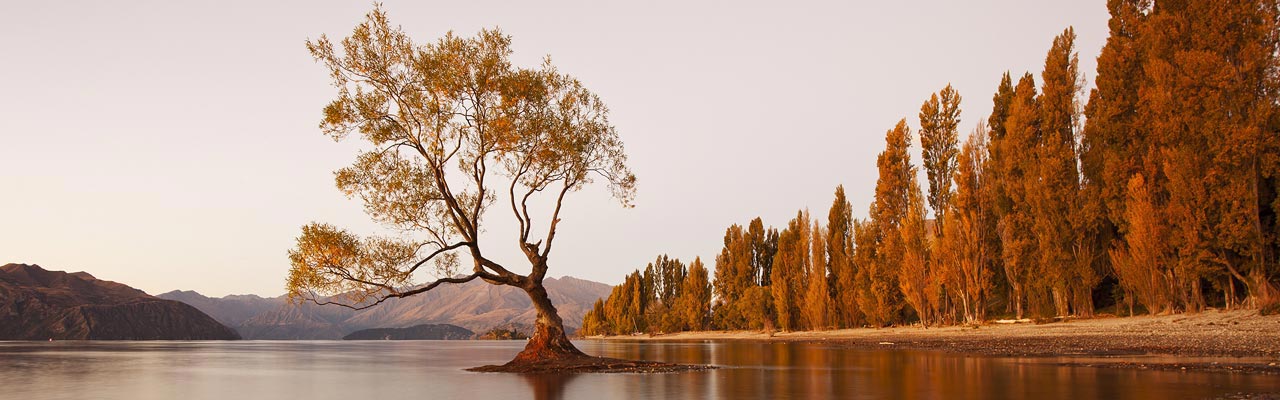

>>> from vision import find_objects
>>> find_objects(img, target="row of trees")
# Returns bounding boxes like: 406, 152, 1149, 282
584, 0, 1280, 334
580, 255, 712, 335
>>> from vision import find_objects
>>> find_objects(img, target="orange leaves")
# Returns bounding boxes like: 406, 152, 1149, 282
919, 84, 963, 231
1109, 174, 1174, 314
286, 223, 431, 306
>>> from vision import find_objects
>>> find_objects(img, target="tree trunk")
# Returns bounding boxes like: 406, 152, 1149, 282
468, 276, 706, 373
1012, 282, 1024, 320
507, 283, 587, 365
1052, 287, 1069, 317
1189, 279, 1204, 312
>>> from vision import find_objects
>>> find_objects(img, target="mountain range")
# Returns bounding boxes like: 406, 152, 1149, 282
158, 276, 611, 340
0, 264, 239, 340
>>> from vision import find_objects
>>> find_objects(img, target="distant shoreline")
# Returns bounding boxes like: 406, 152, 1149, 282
587, 309, 1280, 375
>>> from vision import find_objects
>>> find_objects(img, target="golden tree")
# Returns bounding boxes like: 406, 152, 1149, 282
675, 257, 712, 331
712, 223, 754, 329
992, 73, 1039, 319
1108, 174, 1174, 314
1143, 0, 1280, 309
898, 177, 934, 326
940, 126, 996, 324
1029, 27, 1097, 317
857, 119, 914, 326
771, 210, 811, 331
803, 220, 833, 330
919, 84, 962, 233
287, 7, 636, 368
827, 185, 860, 327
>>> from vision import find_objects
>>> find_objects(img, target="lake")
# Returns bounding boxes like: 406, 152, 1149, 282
1, 340, 1276, 399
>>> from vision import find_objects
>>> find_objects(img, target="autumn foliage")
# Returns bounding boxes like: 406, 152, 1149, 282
585, 1, 1280, 333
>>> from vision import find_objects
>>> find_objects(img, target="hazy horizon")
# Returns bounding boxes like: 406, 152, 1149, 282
1, 1, 1108, 297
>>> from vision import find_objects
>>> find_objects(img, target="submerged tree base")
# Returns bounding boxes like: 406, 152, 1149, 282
466, 355, 715, 374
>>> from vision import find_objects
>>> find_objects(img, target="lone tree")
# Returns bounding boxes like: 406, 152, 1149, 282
287, 7, 660, 371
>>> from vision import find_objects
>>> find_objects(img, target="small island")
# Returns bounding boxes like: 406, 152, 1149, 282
342, 324, 474, 340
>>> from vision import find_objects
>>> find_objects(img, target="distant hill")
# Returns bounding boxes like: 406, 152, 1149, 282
342, 323, 473, 340
159, 276, 610, 340
0, 264, 240, 340
156, 290, 279, 327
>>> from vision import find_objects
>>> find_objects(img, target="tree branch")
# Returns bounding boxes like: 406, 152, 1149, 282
405, 241, 471, 276
540, 179, 575, 260
301, 272, 483, 311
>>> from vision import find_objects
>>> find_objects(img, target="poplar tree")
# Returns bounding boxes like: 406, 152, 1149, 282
993, 73, 1040, 319
1082, 0, 1152, 232
1108, 174, 1174, 314
580, 299, 609, 336
984, 73, 1015, 317
826, 185, 859, 327
771, 210, 811, 331
712, 224, 754, 328
898, 177, 934, 326
749, 218, 780, 286
1030, 27, 1096, 317
675, 257, 712, 331
919, 84, 963, 232
941, 126, 996, 323
804, 220, 833, 330
851, 217, 879, 326
858, 119, 914, 326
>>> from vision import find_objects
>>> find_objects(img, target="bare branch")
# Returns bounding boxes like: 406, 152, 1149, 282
405, 241, 471, 276
301, 272, 483, 311
540, 179, 576, 261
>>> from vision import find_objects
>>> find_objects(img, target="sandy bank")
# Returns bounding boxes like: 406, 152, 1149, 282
589, 309, 1280, 374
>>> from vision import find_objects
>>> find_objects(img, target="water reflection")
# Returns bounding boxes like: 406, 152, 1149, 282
521, 372, 577, 400
576, 340, 1279, 399
0, 340, 1276, 400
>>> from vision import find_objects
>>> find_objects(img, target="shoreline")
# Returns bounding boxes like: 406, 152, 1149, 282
588, 309, 1280, 375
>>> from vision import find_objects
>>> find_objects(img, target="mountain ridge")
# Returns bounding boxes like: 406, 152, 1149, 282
0, 263, 240, 340
158, 275, 610, 340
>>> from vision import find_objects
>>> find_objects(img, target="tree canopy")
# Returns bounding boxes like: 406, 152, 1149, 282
285, 6, 638, 368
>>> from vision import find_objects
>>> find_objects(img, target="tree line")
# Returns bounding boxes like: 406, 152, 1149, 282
582, 0, 1280, 335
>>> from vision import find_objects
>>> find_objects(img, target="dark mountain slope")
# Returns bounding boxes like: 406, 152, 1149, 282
0, 264, 239, 340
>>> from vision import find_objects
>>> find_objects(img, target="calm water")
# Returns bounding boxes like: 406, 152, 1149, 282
1, 340, 1277, 400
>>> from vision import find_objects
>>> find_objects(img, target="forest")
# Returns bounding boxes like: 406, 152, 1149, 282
581, 0, 1280, 335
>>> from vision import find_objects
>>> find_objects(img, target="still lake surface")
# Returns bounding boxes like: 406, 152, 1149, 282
1, 340, 1277, 399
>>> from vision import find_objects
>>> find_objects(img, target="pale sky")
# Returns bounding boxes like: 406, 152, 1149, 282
0, 1, 1108, 297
